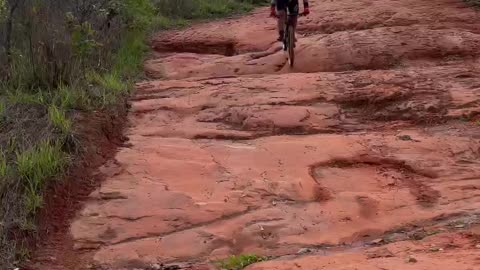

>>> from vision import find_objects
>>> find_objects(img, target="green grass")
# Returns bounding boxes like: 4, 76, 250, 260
15, 246, 32, 261
0, 152, 8, 178
87, 71, 127, 93
1, 0, 267, 111
154, 15, 189, 29
16, 141, 68, 214
113, 30, 150, 77
53, 84, 91, 110
156, 0, 265, 20
217, 254, 268, 270
86, 71, 128, 107
6, 137, 17, 154
5, 84, 91, 110
0, 100, 5, 116
84, 29, 149, 107
6, 89, 48, 105
191, 0, 254, 18
48, 105, 72, 134
3, 50, 37, 90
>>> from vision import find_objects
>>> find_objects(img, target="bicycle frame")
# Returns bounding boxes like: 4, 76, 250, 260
281, 12, 304, 67
281, 11, 305, 46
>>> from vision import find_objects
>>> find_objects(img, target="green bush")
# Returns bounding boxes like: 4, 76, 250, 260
0, 0, 156, 92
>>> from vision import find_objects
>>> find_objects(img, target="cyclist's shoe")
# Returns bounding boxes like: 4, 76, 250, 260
303, 7, 310, 16
278, 31, 284, 42
270, 5, 277, 17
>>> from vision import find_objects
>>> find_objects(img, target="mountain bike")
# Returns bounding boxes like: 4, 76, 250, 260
281, 12, 305, 67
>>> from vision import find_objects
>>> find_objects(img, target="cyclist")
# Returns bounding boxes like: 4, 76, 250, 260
270, 0, 310, 42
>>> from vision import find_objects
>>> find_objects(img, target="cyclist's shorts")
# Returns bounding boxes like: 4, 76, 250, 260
277, 0, 299, 13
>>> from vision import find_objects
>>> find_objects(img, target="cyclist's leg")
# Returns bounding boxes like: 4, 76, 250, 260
276, 0, 288, 41
277, 10, 286, 41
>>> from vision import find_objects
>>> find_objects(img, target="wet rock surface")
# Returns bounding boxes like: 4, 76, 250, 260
70, 0, 480, 269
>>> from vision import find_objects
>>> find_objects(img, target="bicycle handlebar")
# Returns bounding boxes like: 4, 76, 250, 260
271, 12, 307, 18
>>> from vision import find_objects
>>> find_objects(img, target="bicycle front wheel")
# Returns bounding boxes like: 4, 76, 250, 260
287, 24, 295, 67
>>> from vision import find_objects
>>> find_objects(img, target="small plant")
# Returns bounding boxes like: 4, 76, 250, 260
101, 73, 128, 93
24, 192, 44, 216
217, 254, 268, 270
6, 137, 17, 154
16, 246, 32, 261
53, 85, 91, 109
48, 104, 72, 134
16, 141, 68, 214
87, 71, 127, 93
20, 218, 37, 232
57, 85, 75, 108
68, 19, 102, 60
86, 71, 129, 107
0, 152, 8, 177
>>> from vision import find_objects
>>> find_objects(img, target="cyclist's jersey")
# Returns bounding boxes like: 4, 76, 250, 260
271, 0, 309, 9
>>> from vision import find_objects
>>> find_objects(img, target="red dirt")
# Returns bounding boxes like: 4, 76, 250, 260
25, 102, 129, 270
31, 0, 480, 269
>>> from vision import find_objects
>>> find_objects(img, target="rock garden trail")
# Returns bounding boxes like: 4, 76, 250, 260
43, 0, 480, 269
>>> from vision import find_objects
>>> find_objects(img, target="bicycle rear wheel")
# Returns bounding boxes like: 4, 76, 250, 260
287, 24, 295, 67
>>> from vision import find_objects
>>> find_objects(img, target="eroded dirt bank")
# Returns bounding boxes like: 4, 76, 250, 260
37, 0, 480, 269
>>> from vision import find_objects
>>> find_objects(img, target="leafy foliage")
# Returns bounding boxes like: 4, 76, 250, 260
217, 254, 268, 270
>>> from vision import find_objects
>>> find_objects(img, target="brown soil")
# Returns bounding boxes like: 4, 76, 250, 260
30, 0, 480, 269
24, 101, 129, 270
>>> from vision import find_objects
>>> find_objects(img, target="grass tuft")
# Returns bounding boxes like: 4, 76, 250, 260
0, 100, 5, 116
87, 71, 127, 93
16, 141, 68, 214
217, 254, 268, 270
6, 90, 48, 105
113, 30, 149, 77
0, 152, 8, 178
54, 84, 90, 110
48, 105, 72, 134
